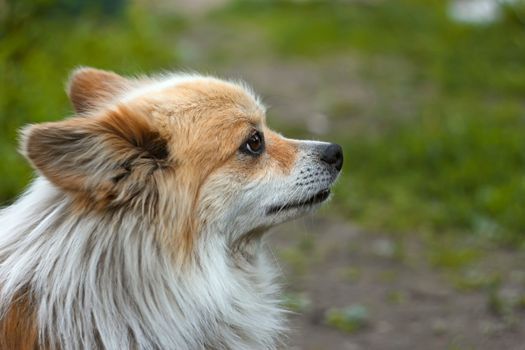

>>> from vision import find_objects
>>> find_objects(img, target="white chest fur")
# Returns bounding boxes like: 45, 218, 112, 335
0, 179, 285, 350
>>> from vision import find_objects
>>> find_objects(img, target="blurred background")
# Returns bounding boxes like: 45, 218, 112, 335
2, 0, 525, 348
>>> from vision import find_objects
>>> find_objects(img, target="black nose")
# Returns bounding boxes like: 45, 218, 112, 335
320, 143, 343, 171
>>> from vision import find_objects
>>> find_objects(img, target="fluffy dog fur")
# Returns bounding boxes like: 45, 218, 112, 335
0, 68, 342, 350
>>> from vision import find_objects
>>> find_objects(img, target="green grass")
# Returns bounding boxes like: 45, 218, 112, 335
215, 0, 525, 242
325, 304, 370, 333
338, 106, 525, 241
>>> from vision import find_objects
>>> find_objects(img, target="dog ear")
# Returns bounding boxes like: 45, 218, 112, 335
21, 106, 169, 205
67, 67, 132, 114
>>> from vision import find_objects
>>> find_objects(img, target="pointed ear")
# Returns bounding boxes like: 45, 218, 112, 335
21, 107, 170, 205
67, 67, 132, 114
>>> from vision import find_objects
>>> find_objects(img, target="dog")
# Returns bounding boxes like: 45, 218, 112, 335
0, 68, 343, 350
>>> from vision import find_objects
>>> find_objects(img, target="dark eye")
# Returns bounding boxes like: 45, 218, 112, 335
241, 130, 264, 156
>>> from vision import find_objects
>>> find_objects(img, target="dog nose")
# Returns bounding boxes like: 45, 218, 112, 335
320, 143, 343, 171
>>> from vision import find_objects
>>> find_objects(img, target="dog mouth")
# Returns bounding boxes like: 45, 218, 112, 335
266, 189, 331, 215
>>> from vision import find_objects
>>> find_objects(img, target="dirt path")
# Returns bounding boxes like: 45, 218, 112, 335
270, 217, 525, 350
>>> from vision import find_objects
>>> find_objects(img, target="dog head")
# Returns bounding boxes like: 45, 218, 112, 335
21, 68, 343, 253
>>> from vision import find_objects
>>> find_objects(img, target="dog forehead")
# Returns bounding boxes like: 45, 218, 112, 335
125, 75, 265, 124
180, 81, 264, 122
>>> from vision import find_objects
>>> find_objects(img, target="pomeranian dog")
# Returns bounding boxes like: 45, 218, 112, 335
0, 68, 343, 350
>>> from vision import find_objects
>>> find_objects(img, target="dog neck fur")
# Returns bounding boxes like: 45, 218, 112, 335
0, 177, 285, 349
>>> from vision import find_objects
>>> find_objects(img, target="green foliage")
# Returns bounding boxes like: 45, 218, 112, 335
336, 102, 525, 241
429, 244, 481, 270
386, 290, 407, 305
337, 267, 361, 283
453, 270, 501, 292
0, 4, 182, 204
325, 304, 369, 333
281, 292, 312, 313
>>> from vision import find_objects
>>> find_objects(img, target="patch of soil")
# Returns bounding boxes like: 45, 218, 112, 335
269, 216, 525, 350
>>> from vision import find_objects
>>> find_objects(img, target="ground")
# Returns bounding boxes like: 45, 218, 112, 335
271, 217, 525, 349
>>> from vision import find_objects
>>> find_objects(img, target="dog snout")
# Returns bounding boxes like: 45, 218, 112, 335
320, 143, 343, 172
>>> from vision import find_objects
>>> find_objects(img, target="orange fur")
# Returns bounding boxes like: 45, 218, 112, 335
23, 105, 169, 211
0, 289, 39, 350
265, 131, 298, 174
68, 67, 131, 114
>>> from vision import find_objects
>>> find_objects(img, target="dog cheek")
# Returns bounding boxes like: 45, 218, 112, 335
197, 173, 240, 222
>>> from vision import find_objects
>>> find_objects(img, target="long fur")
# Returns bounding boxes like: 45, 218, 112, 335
0, 68, 341, 349
0, 178, 284, 350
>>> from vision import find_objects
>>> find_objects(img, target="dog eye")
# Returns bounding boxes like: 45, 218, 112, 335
241, 130, 264, 156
